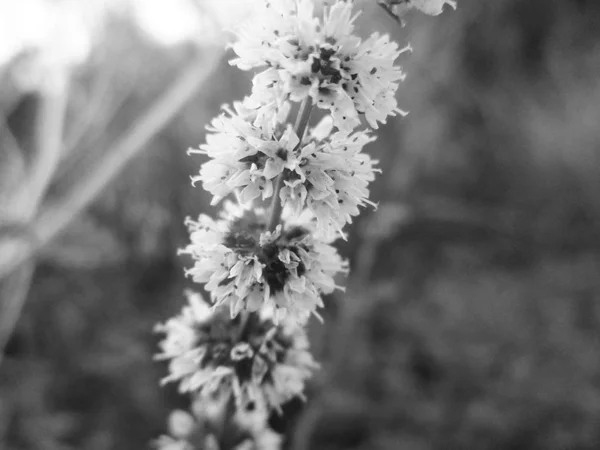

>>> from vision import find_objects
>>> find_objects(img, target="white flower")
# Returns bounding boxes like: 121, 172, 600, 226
155, 292, 235, 393
231, 0, 410, 131
153, 408, 219, 450
155, 406, 280, 450
180, 203, 348, 322
168, 410, 197, 439
236, 428, 282, 450
155, 291, 319, 412
190, 97, 295, 206
280, 117, 378, 238
196, 104, 378, 237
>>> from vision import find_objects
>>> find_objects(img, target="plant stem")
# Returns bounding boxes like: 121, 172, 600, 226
266, 97, 313, 231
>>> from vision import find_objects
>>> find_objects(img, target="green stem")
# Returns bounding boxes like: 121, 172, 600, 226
266, 97, 313, 232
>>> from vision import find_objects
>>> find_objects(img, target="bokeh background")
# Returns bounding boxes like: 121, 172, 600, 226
2, 0, 600, 449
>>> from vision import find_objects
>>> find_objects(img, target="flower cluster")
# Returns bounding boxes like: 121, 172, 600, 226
155, 0, 456, 447
180, 203, 348, 322
192, 98, 378, 238
231, 0, 411, 131
155, 291, 318, 411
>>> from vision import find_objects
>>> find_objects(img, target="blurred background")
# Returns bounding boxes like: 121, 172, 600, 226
1, 0, 600, 449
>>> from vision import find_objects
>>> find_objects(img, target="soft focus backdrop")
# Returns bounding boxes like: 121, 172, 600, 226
1, 0, 600, 449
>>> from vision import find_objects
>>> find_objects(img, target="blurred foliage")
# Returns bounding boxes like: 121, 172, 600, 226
2, 0, 600, 449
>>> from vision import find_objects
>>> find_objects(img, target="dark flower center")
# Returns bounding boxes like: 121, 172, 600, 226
303, 40, 347, 89
195, 311, 297, 385
224, 215, 311, 293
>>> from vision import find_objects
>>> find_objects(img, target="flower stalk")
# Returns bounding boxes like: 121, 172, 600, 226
267, 97, 313, 232
153, 1, 456, 448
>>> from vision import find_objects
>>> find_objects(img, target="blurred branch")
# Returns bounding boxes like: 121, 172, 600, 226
0, 47, 224, 282
0, 118, 25, 192
0, 71, 23, 120
56, 46, 142, 185
61, 60, 117, 158
55, 74, 135, 186
0, 73, 71, 366
27, 76, 72, 209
